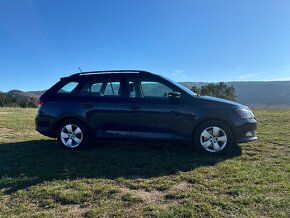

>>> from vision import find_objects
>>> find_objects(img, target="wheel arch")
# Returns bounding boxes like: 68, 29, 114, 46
192, 117, 235, 141
52, 115, 94, 137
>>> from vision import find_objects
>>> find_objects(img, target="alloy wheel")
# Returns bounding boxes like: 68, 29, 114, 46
200, 126, 227, 152
60, 124, 83, 148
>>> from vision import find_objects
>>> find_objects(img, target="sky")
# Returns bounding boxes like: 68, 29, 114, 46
0, 0, 290, 92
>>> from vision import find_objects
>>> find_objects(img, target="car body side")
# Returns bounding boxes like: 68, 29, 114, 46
36, 73, 257, 144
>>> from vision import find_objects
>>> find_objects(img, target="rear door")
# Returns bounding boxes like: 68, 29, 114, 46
77, 75, 130, 137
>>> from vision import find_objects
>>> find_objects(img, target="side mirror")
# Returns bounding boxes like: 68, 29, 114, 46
168, 91, 181, 101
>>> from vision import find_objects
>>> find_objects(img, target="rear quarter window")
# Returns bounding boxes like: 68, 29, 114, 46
57, 82, 79, 94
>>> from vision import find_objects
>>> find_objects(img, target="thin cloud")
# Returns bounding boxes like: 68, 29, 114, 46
102, 45, 110, 51
269, 76, 290, 81
237, 72, 265, 80
172, 69, 187, 81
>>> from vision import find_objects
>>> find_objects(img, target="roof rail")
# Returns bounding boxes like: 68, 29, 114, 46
68, 70, 153, 78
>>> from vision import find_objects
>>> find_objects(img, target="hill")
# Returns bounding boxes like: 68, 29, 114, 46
0, 92, 39, 108
180, 81, 290, 107
7, 90, 45, 99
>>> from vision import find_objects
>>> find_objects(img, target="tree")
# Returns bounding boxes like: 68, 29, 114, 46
191, 82, 236, 101
0, 93, 4, 107
190, 86, 200, 95
0, 93, 38, 108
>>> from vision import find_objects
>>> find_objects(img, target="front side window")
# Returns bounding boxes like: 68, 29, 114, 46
141, 81, 172, 98
57, 81, 79, 93
79, 78, 121, 97
128, 78, 173, 99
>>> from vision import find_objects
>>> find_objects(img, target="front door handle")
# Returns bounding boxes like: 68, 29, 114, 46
128, 105, 140, 110
81, 104, 93, 109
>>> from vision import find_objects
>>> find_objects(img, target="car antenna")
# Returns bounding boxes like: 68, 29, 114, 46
78, 67, 83, 73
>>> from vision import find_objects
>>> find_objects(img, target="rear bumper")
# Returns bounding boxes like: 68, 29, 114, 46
35, 113, 56, 138
36, 128, 56, 138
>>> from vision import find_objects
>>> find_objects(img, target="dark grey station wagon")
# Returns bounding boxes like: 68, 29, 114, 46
36, 70, 257, 154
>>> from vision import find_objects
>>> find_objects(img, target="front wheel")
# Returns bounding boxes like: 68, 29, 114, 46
57, 119, 88, 150
194, 121, 233, 154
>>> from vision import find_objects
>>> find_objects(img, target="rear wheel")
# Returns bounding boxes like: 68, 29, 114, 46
57, 120, 88, 150
194, 120, 233, 154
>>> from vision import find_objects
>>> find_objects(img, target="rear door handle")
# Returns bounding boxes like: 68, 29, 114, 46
81, 104, 93, 109
128, 105, 140, 110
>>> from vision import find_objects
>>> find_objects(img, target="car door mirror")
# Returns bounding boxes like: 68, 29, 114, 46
168, 91, 181, 101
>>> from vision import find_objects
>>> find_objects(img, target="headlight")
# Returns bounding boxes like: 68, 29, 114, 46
237, 108, 254, 119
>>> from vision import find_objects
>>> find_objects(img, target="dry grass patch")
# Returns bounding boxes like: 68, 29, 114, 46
0, 128, 15, 138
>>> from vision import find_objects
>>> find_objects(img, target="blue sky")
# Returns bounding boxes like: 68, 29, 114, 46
0, 0, 290, 91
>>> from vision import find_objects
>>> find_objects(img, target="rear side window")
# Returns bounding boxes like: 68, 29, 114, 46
79, 78, 121, 97
57, 82, 79, 93
104, 82, 120, 96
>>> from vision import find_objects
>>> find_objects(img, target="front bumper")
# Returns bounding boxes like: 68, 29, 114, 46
234, 120, 258, 143
236, 135, 258, 143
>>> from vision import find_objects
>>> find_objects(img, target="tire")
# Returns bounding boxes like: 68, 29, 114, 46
193, 120, 233, 154
57, 119, 89, 150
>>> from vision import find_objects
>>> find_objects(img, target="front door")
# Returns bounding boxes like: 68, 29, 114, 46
124, 75, 188, 140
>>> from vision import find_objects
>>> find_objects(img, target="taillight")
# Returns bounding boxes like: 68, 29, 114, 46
38, 101, 45, 110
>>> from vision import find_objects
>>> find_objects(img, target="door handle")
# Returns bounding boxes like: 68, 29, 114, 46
128, 105, 140, 110
81, 104, 93, 109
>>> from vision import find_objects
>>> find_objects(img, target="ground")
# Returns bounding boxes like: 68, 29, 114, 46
0, 108, 289, 217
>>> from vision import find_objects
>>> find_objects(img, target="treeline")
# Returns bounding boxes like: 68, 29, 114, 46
191, 82, 236, 101
0, 93, 38, 108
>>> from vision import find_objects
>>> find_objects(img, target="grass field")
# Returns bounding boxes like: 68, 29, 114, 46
0, 108, 289, 217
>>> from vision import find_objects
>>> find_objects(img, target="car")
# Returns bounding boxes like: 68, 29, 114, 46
35, 70, 257, 154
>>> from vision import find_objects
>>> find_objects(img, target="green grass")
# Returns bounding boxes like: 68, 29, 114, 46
0, 108, 289, 217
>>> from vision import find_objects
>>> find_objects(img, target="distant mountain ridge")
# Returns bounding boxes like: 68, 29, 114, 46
7, 90, 46, 99
2, 81, 290, 107
180, 81, 290, 107
0, 91, 40, 108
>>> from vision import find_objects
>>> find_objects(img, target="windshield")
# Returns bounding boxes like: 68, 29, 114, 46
160, 75, 197, 96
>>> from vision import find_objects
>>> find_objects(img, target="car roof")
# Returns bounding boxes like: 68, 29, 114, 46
64, 70, 154, 80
